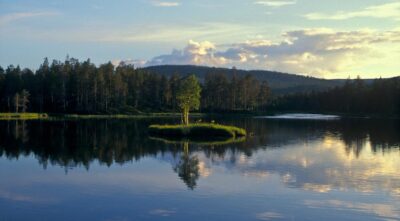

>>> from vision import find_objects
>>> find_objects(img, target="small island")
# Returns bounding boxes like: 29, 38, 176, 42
149, 123, 246, 139
148, 75, 246, 139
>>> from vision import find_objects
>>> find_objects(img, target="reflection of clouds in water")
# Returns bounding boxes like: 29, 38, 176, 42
149, 209, 176, 217
0, 190, 34, 202
194, 134, 400, 196
302, 183, 332, 193
304, 200, 400, 221
243, 171, 269, 178
256, 211, 284, 220
260, 114, 340, 120
198, 161, 212, 177
0, 189, 56, 203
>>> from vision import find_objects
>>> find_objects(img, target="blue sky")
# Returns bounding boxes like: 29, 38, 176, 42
0, 0, 399, 78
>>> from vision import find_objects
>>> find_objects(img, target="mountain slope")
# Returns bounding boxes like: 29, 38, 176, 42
142, 65, 344, 94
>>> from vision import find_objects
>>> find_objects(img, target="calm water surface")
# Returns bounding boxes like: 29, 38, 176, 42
0, 117, 399, 221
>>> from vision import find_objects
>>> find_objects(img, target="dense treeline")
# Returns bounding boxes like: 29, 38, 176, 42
269, 77, 400, 116
0, 58, 270, 114
1, 58, 399, 116
144, 65, 342, 94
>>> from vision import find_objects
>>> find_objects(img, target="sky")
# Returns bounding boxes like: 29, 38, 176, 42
0, 0, 399, 79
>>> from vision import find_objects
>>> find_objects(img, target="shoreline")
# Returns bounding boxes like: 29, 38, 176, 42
0, 112, 398, 120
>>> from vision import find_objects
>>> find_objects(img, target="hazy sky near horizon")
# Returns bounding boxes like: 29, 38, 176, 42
0, 0, 399, 78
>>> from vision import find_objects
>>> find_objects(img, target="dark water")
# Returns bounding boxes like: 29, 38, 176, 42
0, 117, 399, 221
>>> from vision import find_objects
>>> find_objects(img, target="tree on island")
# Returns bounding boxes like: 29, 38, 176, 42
176, 75, 201, 125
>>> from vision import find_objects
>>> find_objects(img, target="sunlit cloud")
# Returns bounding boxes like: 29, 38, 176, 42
145, 28, 400, 78
147, 40, 221, 66
254, 0, 296, 7
151, 1, 180, 7
304, 2, 400, 21
1, 0, 399, 77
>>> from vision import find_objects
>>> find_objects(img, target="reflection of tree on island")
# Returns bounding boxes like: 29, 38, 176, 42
0, 118, 399, 171
173, 142, 200, 190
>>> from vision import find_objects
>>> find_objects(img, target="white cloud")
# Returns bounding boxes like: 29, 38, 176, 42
112, 59, 147, 68
151, 1, 180, 7
254, 0, 296, 7
305, 2, 400, 21
0, 22, 257, 46
0, 11, 59, 26
147, 40, 222, 66
144, 29, 400, 78
93, 23, 256, 43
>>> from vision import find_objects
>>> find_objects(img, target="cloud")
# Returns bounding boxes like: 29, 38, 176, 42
91, 23, 256, 43
304, 2, 400, 21
0, 12, 59, 26
151, 1, 180, 7
112, 59, 146, 68
147, 40, 225, 66
254, 0, 296, 7
145, 29, 400, 77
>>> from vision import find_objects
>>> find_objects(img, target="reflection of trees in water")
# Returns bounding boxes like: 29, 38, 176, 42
0, 118, 399, 190
173, 142, 200, 190
338, 119, 400, 157
0, 120, 181, 168
0, 118, 398, 168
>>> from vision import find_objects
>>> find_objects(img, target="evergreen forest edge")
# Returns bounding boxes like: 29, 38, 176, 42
0, 57, 399, 117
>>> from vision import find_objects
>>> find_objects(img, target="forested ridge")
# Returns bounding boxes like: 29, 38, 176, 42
0, 58, 270, 114
269, 76, 400, 116
143, 65, 343, 94
0, 58, 399, 116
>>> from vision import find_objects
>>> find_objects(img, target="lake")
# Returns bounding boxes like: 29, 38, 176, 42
0, 116, 399, 221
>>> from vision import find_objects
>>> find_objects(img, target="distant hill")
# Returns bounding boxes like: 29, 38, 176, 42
141, 65, 344, 94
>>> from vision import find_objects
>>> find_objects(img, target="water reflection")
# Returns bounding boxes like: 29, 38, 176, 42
0, 118, 399, 194
173, 142, 200, 190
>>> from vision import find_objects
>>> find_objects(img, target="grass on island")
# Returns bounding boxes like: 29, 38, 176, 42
148, 123, 246, 139
0, 113, 49, 120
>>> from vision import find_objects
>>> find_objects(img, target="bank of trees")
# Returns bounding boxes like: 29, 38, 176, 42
0, 58, 270, 113
1, 58, 398, 115
202, 72, 270, 111
269, 77, 400, 116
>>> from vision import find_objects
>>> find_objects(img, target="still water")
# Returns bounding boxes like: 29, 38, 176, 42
0, 116, 399, 221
